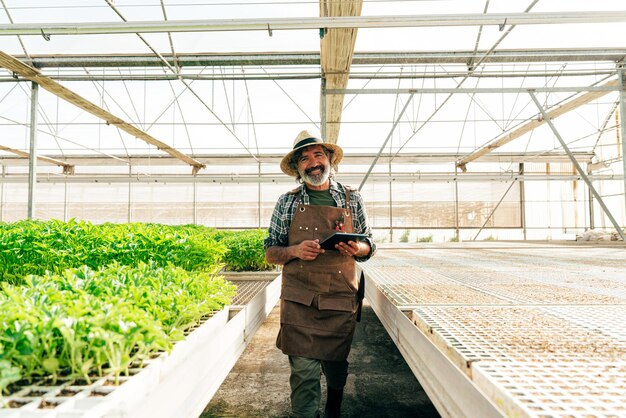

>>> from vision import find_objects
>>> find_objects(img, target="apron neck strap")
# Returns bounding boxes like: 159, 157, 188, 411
343, 185, 352, 207
299, 185, 310, 205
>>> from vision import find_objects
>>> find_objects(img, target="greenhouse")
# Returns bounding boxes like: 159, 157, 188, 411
0, 1, 625, 417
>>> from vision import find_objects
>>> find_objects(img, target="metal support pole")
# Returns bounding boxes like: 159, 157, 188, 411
529, 91, 625, 241
257, 162, 262, 228
320, 75, 327, 140
473, 181, 516, 241
519, 163, 527, 240
588, 192, 595, 229
454, 165, 460, 241
193, 181, 198, 225
389, 163, 393, 242
64, 182, 68, 221
27, 82, 39, 220
0, 165, 4, 222
588, 164, 595, 230
128, 165, 132, 222
619, 62, 626, 224
546, 163, 552, 238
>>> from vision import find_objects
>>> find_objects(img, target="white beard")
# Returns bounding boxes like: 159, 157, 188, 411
300, 164, 330, 186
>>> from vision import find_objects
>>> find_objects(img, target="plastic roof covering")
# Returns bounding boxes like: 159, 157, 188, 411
0, 0, 625, 173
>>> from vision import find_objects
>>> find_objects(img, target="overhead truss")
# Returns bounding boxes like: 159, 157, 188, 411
457, 79, 620, 170
1, 12, 626, 36
9, 49, 624, 69
0, 50, 205, 173
0, 152, 594, 167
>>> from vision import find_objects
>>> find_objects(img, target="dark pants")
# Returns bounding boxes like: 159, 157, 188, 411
288, 355, 349, 418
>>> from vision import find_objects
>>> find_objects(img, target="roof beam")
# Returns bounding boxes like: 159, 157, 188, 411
326, 85, 619, 94
0, 152, 594, 167
0, 144, 74, 174
320, 0, 362, 144
0, 50, 205, 173
0, 172, 617, 184
456, 79, 619, 171
16, 49, 626, 68
1, 12, 625, 35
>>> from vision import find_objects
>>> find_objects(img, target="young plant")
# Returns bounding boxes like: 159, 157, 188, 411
214, 229, 273, 272
0, 262, 235, 389
0, 360, 21, 399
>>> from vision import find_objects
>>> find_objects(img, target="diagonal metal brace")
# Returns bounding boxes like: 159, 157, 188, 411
473, 181, 516, 241
528, 91, 625, 241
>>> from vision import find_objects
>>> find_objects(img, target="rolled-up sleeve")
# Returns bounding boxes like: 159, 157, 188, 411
349, 190, 376, 262
264, 194, 291, 249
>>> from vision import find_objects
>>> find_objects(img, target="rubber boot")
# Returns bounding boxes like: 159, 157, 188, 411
324, 387, 344, 418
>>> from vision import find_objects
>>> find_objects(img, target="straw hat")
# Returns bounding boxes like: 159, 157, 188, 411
280, 130, 343, 177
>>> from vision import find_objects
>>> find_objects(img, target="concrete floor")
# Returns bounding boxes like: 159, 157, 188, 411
201, 300, 440, 418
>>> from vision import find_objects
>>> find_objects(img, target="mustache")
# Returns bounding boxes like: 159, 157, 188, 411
305, 165, 325, 175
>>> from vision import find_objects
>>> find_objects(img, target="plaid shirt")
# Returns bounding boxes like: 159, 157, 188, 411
264, 179, 376, 262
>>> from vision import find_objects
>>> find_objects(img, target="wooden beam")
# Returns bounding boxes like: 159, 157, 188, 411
0, 50, 205, 173
320, 0, 362, 144
456, 79, 619, 171
0, 144, 74, 174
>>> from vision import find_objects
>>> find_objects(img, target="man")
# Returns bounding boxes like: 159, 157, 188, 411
265, 130, 376, 418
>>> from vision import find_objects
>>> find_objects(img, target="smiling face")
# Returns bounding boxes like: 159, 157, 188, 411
296, 144, 332, 189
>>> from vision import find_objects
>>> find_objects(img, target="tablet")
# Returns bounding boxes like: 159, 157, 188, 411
319, 232, 368, 250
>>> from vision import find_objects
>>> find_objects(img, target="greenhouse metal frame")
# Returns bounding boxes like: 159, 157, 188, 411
0, 1, 624, 242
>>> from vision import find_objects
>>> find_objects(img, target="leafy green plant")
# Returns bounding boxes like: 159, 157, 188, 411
0, 360, 21, 398
417, 235, 433, 243
0, 263, 236, 386
0, 220, 229, 284
211, 229, 273, 272
0, 220, 261, 394
0, 360, 22, 400
399, 230, 410, 243
0, 220, 278, 284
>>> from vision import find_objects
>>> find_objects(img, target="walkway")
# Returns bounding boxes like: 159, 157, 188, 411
201, 300, 440, 418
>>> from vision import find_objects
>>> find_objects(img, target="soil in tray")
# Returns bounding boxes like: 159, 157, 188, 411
6, 378, 36, 394
38, 399, 63, 409
59, 388, 81, 396
381, 283, 506, 305
89, 390, 109, 397
35, 376, 73, 387
6, 399, 31, 408
104, 377, 128, 386
70, 377, 95, 386
25, 389, 49, 397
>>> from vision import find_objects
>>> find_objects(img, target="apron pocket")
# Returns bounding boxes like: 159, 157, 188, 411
306, 271, 333, 293
281, 285, 316, 306
318, 295, 355, 312
331, 269, 358, 293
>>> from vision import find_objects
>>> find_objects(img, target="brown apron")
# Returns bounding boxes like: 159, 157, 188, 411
276, 186, 359, 361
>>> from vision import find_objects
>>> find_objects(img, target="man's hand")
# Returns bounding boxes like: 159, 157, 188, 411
294, 239, 325, 261
265, 239, 324, 265
335, 240, 370, 258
